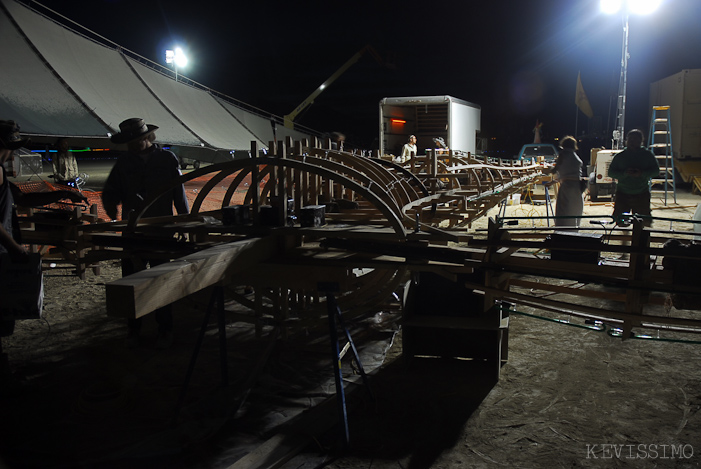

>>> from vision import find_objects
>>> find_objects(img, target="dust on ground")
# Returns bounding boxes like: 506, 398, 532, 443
0, 187, 700, 468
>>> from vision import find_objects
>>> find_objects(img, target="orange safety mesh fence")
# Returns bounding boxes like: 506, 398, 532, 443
14, 180, 104, 217
16, 170, 268, 222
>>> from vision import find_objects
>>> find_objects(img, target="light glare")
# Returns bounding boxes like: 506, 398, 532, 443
600, 0, 661, 14
600, 0, 622, 14
165, 47, 188, 68
173, 47, 188, 68
628, 0, 661, 14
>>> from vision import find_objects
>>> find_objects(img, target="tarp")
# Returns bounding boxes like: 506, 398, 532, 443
0, 0, 312, 159
0, 6, 110, 137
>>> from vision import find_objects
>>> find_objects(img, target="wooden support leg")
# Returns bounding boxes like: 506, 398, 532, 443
623, 220, 650, 338
73, 206, 86, 280
89, 204, 101, 275
216, 285, 229, 388
332, 296, 375, 402
173, 284, 228, 422
326, 292, 350, 448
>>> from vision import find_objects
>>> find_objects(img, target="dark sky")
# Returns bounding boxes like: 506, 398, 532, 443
31, 0, 701, 152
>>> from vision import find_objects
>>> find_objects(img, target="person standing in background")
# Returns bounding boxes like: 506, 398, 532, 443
398, 134, 417, 163
608, 129, 659, 226
547, 136, 584, 228
51, 137, 79, 184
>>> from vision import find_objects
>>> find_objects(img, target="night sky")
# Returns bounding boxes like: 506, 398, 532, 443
30, 0, 701, 153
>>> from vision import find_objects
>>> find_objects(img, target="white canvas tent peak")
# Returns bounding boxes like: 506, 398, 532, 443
0, 0, 314, 161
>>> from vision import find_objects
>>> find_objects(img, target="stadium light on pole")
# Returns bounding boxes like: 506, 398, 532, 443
165, 47, 188, 82
601, 0, 661, 149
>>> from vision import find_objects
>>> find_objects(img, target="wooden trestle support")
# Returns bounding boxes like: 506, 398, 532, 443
18, 137, 701, 378
13, 136, 701, 455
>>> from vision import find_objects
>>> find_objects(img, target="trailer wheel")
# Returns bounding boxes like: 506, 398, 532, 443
193, 160, 201, 170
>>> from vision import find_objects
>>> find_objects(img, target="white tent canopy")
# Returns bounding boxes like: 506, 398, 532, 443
0, 0, 313, 161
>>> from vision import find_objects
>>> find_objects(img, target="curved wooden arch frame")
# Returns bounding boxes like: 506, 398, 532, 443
369, 158, 430, 198
306, 148, 422, 209
287, 154, 406, 215
128, 157, 409, 239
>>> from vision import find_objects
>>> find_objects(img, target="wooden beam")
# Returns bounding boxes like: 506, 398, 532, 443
106, 237, 278, 319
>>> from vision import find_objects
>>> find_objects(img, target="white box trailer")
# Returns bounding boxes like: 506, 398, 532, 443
648, 69, 701, 160
379, 96, 481, 157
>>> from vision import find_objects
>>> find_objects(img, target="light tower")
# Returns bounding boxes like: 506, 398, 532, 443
601, 0, 661, 149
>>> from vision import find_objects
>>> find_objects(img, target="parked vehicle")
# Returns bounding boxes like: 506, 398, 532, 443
379, 95, 481, 157
517, 143, 559, 162
177, 155, 200, 170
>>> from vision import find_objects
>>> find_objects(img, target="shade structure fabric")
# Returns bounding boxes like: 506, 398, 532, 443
0, 0, 312, 156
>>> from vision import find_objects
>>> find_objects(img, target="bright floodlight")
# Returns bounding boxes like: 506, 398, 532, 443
165, 47, 188, 68
173, 48, 188, 68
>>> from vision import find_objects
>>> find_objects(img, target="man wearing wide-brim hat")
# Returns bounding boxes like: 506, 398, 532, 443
102, 118, 189, 349
102, 117, 188, 220
109, 117, 158, 145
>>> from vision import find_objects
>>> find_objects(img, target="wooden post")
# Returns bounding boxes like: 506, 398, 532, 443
277, 140, 287, 225
73, 206, 86, 280
623, 220, 650, 337
251, 141, 260, 225
27, 208, 37, 253
90, 204, 101, 275
293, 147, 302, 224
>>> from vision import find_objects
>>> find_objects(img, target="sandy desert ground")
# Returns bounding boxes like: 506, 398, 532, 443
2, 158, 700, 468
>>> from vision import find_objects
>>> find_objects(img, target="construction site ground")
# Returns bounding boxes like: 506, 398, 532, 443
1, 159, 701, 468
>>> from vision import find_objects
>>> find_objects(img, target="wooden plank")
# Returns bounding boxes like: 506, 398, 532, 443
509, 278, 627, 302
692, 176, 701, 193
106, 236, 278, 319
673, 158, 701, 183
465, 279, 701, 330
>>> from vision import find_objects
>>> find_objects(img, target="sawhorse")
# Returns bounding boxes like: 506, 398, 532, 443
322, 284, 375, 448
543, 183, 554, 226
173, 284, 229, 422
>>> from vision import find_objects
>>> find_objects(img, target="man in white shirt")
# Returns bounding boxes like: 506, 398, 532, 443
52, 137, 79, 184
396, 135, 417, 164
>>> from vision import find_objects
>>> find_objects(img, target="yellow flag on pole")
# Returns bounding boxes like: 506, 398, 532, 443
575, 72, 594, 118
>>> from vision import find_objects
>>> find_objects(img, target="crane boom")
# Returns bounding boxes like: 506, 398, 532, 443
283, 45, 378, 129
